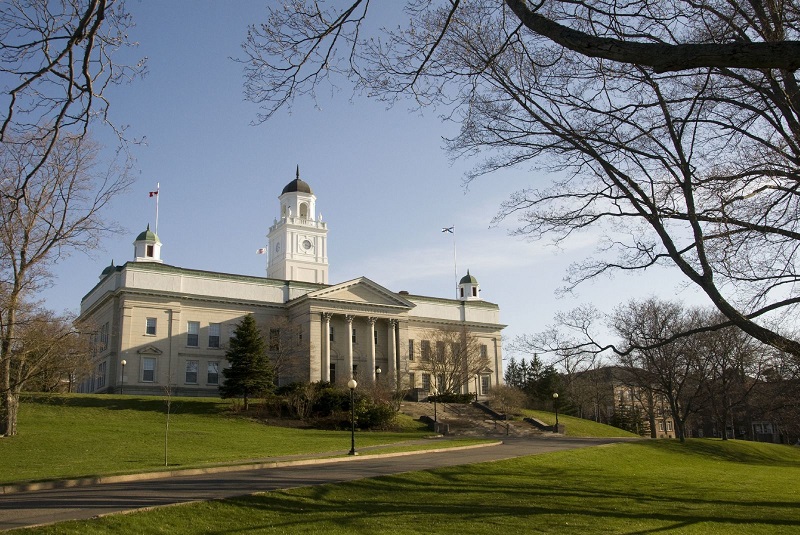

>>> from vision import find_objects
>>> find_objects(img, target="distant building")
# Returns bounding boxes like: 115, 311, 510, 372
77, 171, 505, 397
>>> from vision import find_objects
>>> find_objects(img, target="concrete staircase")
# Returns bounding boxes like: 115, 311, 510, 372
398, 401, 546, 437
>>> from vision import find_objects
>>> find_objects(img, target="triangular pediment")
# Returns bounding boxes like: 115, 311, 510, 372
302, 277, 415, 309
137, 345, 163, 355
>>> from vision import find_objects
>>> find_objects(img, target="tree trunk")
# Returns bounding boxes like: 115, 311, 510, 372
0, 290, 20, 437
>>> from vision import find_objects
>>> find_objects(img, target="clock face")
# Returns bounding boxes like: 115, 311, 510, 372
302, 239, 313, 251
275, 242, 281, 253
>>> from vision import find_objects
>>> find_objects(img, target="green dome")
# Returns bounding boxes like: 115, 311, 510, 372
101, 260, 116, 276
135, 224, 159, 242
459, 270, 478, 285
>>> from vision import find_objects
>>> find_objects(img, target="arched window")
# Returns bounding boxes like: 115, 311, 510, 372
299, 202, 309, 219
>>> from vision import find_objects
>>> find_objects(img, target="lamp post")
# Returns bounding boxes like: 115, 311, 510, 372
375, 366, 381, 383
431, 385, 438, 423
552, 392, 559, 433
120, 359, 127, 395
347, 378, 358, 455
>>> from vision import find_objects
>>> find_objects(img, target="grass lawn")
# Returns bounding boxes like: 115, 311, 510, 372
0, 393, 442, 484
522, 409, 639, 438
21, 439, 800, 534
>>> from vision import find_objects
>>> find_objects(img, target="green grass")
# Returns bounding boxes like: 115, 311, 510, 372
22, 439, 800, 534
522, 409, 639, 438
0, 393, 437, 485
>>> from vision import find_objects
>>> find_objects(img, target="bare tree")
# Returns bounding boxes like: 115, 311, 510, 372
1, 0, 142, 200
0, 133, 131, 436
14, 309, 93, 393
260, 315, 310, 387
613, 298, 711, 442
242, 1, 800, 357
417, 326, 491, 394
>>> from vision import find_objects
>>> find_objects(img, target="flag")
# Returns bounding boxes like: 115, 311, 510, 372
442, 227, 454, 233
149, 190, 159, 197
256, 248, 267, 254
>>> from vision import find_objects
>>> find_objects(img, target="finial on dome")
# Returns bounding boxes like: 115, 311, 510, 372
296, 165, 300, 180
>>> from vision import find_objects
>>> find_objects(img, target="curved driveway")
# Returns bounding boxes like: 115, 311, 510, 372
0, 436, 625, 531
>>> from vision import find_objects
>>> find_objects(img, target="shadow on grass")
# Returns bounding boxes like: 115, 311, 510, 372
21, 393, 229, 416
632, 437, 800, 467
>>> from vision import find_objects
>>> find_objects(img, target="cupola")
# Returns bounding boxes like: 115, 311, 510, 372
458, 270, 481, 301
133, 224, 163, 263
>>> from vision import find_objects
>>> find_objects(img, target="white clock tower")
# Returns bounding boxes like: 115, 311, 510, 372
267, 167, 329, 283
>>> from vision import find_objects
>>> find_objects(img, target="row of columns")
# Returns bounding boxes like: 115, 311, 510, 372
321, 312, 397, 384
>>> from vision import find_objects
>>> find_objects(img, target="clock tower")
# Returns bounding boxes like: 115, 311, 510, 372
267, 167, 329, 283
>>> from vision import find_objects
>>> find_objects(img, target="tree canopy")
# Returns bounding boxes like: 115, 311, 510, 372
242, 1, 800, 357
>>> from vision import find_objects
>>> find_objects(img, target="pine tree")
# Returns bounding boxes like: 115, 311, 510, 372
219, 314, 273, 410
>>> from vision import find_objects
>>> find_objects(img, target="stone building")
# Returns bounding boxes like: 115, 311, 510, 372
77, 172, 505, 397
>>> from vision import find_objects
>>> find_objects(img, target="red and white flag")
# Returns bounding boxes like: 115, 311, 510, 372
149, 190, 158, 197
256, 248, 267, 255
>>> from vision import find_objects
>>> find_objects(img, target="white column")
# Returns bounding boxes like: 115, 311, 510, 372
387, 319, 397, 384
368, 317, 377, 383
345, 315, 354, 381
322, 313, 332, 382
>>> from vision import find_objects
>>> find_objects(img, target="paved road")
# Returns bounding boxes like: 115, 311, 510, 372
0, 437, 623, 531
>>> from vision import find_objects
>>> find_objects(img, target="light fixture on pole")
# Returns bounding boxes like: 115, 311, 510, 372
347, 378, 358, 455
552, 392, 559, 433
120, 359, 127, 395
375, 366, 381, 383
431, 385, 438, 423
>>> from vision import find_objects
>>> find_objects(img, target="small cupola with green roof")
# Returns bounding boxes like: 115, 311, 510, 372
458, 270, 481, 301
100, 260, 116, 280
133, 224, 163, 263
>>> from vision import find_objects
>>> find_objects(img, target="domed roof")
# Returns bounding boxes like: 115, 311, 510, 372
135, 224, 159, 242
281, 166, 313, 195
459, 270, 478, 285
101, 260, 116, 276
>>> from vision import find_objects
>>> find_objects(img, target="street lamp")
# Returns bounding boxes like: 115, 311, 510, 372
552, 392, 559, 433
375, 366, 381, 383
347, 378, 358, 455
120, 359, 127, 395
431, 385, 439, 424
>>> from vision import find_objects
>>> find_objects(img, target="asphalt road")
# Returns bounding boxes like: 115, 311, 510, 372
0, 437, 623, 531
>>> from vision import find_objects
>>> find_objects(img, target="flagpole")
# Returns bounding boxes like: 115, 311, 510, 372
452, 226, 458, 299
155, 182, 160, 235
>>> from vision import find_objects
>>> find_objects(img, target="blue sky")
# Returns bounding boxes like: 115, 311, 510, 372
42, 1, 710, 359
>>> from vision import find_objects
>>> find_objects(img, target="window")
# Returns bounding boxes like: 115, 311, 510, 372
208, 323, 220, 348
100, 322, 108, 351
187, 321, 199, 347
185, 360, 198, 384
352, 327, 357, 344
329, 326, 335, 342
422, 373, 431, 391
142, 357, 156, 382
481, 375, 490, 395
480, 344, 488, 359
408, 339, 415, 361
408, 372, 415, 389
436, 341, 445, 362
352, 364, 358, 379
146, 244, 154, 257
667, 421, 673, 432
472, 287, 477, 297
374, 330, 378, 345
97, 361, 106, 388
329, 363, 336, 384
269, 328, 280, 351
460, 287, 464, 298
421, 340, 431, 361
659, 422, 665, 432
207, 361, 219, 385
451, 342, 460, 359
146, 317, 157, 336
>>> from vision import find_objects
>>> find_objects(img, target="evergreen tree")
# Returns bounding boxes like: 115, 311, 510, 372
219, 314, 273, 410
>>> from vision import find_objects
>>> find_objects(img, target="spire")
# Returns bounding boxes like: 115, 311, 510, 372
296, 164, 300, 180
